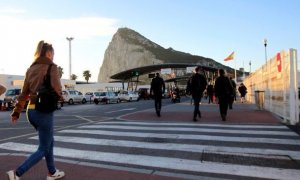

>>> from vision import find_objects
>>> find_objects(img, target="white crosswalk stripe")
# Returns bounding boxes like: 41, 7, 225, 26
0, 121, 300, 179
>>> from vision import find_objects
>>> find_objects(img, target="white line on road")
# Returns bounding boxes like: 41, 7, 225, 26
97, 121, 289, 129
59, 129, 300, 146
0, 142, 299, 180
105, 108, 136, 114
74, 115, 94, 123
29, 135, 300, 160
79, 125, 298, 136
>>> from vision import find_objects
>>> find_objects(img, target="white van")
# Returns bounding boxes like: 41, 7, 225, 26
62, 90, 87, 105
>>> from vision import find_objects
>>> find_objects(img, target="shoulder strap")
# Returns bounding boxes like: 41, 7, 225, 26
46, 64, 53, 77
44, 64, 53, 87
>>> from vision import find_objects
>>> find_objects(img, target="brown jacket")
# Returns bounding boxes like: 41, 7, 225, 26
13, 57, 62, 114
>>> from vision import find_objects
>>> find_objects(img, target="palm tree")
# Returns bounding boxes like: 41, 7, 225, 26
57, 66, 63, 78
83, 70, 91, 83
70, 74, 77, 80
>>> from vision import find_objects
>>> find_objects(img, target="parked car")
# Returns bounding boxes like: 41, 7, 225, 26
3, 88, 25, 110
118, 91, 139, 102
3, 88, 61, 111
62, 90, 87, 105
94, 91, 120, 104
138, 88, 151, 100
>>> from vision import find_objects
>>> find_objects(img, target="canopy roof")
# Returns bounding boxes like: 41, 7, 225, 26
110, 63, 218, 81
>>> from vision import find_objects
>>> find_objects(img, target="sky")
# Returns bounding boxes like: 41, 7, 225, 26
0, 0, 299, 82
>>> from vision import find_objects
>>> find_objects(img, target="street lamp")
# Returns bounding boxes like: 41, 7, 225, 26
66, 37, 74, 79
263, 38, 268, 64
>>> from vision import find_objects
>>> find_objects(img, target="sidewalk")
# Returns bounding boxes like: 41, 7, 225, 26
0, 154, 183, 180
120, 99, 282, 125
0, 100, 286, 180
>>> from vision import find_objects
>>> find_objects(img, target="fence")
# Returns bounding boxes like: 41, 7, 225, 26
243, 49, 298, 125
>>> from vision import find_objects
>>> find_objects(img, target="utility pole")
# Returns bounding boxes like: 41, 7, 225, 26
66, 37, 74, 79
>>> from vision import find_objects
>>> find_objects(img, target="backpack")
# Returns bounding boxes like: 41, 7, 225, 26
35, 64, 59, 113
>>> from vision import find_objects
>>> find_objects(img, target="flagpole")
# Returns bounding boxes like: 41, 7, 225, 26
234, 59, 237, 82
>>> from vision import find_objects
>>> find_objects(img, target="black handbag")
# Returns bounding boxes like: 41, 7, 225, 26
35, 64, 59, 113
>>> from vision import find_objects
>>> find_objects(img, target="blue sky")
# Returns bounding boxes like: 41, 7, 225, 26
0, 0, 299, 81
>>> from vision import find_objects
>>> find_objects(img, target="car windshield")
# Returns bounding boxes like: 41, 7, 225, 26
5, 89, 20, 96
94, 92, 101, 96
99, 92, 106, 96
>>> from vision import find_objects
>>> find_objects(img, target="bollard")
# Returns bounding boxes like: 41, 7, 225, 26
254, 90, 265, 110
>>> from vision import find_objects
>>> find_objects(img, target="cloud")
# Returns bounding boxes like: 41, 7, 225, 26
0, 15, 119, 80
0, 16, 118, 41
0, 7, 26, 14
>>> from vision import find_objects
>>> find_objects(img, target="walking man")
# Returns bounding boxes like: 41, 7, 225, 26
190, 66, 207, 121
214, 69, 234, 121
150, 73, 165, 117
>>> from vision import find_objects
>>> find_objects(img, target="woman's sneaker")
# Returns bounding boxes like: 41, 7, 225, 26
46, 169, 65, 180
6, 170, 20, 180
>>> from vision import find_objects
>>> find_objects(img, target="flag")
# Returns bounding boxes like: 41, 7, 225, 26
224, 51, 234, 61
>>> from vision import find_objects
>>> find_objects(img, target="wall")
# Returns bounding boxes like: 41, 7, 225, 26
243, 49, 298, 125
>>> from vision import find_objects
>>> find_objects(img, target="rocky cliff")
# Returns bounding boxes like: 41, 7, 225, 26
98, 27, 233, 83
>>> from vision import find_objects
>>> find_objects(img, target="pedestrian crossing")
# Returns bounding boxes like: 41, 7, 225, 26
1, 121, 300, 179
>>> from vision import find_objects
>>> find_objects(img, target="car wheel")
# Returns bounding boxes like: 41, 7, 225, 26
106, 99, 110, 104
117, 99, 120, 103
129, 97, 132, 102
68, 99, 74, 105
82, 98, 87, 104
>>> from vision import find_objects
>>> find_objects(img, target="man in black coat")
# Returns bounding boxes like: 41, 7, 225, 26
190, 66, 207, 121
214, 69, 234, 121
150, 73, 165, 117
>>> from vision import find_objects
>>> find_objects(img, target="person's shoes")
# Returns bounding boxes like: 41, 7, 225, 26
193, 117, 197, 122
6, 170, 20, 180
221, 114, 226, 121
46, 169, 65, 180
156, 110, 161, 117
198, 111, 201, 118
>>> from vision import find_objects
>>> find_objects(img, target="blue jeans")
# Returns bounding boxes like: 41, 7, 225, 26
16, 109, 56, 176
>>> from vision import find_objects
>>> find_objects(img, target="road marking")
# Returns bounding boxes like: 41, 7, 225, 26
97, 121, 289, 129
29, 135, 300, 160
74, 115, 94, 123
80, 125, 297, 136
0, 120, 102, 142
0, 142, 299, 180
59, 129, 300, 146
105, 108, 136, 114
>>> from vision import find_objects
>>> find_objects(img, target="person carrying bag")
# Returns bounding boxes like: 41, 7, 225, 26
8, 41, 65, 180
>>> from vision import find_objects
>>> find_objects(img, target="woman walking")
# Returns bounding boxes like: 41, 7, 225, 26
7, 41, 65, 180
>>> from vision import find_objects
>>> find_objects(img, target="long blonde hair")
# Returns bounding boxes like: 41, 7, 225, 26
33, 40, 53, 61
34, 40, 45, 60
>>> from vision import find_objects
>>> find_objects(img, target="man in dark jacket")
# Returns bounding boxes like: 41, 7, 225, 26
150, 73, 165, 117
190, 66, 207, 121
214, 69, 234, 121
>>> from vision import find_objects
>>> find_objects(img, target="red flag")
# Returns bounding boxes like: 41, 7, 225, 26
224, 51, 234, 61
277, 53, 282, 72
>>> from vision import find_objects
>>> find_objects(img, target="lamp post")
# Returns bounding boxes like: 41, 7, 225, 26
264, 38, 268, 64
66, 37, 74, 79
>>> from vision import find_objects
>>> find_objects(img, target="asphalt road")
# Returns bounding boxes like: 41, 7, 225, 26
0, 98, 171, 146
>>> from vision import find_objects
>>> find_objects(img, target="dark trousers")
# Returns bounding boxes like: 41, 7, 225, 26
193, 96, 201, 118
219, 97, 229, 116
229, 95, 234, 108
154, 96, 162, 112
208, 94, 214, 104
